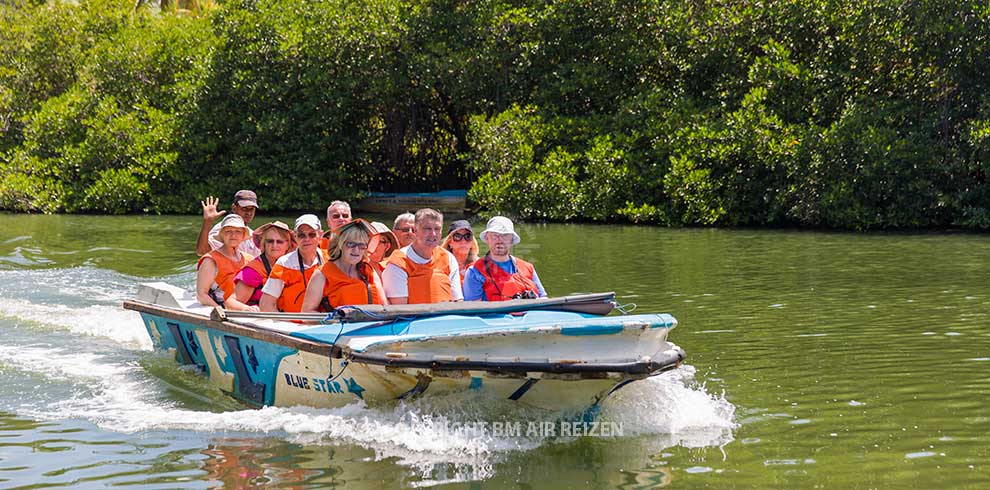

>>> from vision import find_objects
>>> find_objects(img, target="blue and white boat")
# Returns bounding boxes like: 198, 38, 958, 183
124, 284, 685, 412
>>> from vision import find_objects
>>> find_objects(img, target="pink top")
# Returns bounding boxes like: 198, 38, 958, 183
233, 266, 266, 304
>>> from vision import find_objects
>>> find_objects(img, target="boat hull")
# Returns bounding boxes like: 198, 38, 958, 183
126, 284, 685, 412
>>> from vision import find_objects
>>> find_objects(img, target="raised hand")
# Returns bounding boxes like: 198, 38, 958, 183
201, 196, 226, 223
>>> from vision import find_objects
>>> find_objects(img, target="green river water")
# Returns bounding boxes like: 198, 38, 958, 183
0, 213, 987, 489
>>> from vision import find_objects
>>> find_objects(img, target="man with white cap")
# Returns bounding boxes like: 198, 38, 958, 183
259, 214, 328, 312
463, 216, 547, 301
196, 190, 262, 257
382, 208, 463, 304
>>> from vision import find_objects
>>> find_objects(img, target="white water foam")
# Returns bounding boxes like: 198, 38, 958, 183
4, 335, 734, 484
0, 296, 152, 349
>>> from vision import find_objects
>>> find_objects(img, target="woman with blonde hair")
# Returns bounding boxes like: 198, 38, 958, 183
301, 219, 387, 313
225, 221, 296, 311
441, 220, 478, 285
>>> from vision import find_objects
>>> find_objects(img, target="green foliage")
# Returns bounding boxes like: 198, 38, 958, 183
0, 0, 988, 229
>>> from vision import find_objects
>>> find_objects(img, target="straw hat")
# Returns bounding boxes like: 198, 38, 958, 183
252, 220, 296, 249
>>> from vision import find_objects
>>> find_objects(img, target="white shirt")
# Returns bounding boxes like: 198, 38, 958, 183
382, 245, 463, 300
209, 221, 261, 257
260, 250, 323, 299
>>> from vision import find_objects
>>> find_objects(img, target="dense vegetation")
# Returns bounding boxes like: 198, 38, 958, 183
1, 0, 988, 229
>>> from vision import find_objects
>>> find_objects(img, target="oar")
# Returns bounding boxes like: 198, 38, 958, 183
210, 307, 339, 323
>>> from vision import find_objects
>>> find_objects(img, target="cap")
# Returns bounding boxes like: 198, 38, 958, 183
448, 219, 473, 235
234, 190, 259, 209
294, 214, 321, 232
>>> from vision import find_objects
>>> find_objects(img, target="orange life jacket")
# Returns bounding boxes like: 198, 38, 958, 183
387, 247, 453, 303
474, 255, 538, 302
198, 249, 253, 304
319, 260, 383, 310
269, 250, 327, 312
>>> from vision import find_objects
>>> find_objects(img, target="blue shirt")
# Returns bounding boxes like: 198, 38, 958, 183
463, 256, 547, 301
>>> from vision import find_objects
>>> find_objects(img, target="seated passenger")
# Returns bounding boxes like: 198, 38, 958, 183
224, 221, 295, 312
382, 208, 463, 304
463, 216, 547, 301
392, 212, 416, 248
196, 214, 254, 308
440, 219, 478, 285
259, 214, 328, 312
301, 220, 387, 313
367, 221, 399, 274
320, 200, 353, 250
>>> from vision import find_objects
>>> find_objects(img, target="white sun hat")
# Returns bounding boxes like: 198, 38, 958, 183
479, 216, 521, 245
211, 214, 251, 242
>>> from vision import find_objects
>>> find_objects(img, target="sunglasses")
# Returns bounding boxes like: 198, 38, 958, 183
296, 231, 319, 239
265, 239, 287, 245
330, 213, 350, 219
452, 232, 473, 241
344, 241, 368, 251
396, 227, 415, 233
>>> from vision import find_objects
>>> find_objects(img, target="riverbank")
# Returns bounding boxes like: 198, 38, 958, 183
2, 1, 988, 230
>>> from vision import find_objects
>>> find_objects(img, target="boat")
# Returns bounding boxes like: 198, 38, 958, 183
354, 190, 468, 214
123, 283, 685, 413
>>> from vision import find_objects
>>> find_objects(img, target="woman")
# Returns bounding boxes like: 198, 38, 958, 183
196, 214, 254, 308
367, 221, 399, 274
440, 219, 478, 285
224, 221, 295, 311
302, 220, 387, 313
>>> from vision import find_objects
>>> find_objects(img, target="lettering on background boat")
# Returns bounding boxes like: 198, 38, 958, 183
222, 335, 266, 406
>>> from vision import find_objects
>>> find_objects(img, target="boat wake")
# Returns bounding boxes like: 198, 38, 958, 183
0, 268, 736, 484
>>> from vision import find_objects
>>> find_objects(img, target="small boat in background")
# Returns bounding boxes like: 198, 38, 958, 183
123, 284, 685, 413
355, 189, 468, 214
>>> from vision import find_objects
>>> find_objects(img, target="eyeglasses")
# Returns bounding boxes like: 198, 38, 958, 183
265, 239, 287, 245
344, 241, 368, 251
296, 231, 319, 239
396, 227, 415, 233
452, 232, 472, 241
330, 213, 350, 219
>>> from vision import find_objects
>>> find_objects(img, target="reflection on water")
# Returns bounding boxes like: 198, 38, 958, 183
1, 214, 990, 488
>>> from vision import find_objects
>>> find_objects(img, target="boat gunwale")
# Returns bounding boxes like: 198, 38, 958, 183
122, 299, 339, 357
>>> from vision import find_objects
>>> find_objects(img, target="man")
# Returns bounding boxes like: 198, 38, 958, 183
321, 200, 353, 251
260, 214, 327, 312
463, 216, 547, 301
382, 208, 463, 304
197, 190, 261, 257
392, 212, 416, 248
326, 201, 353, 231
